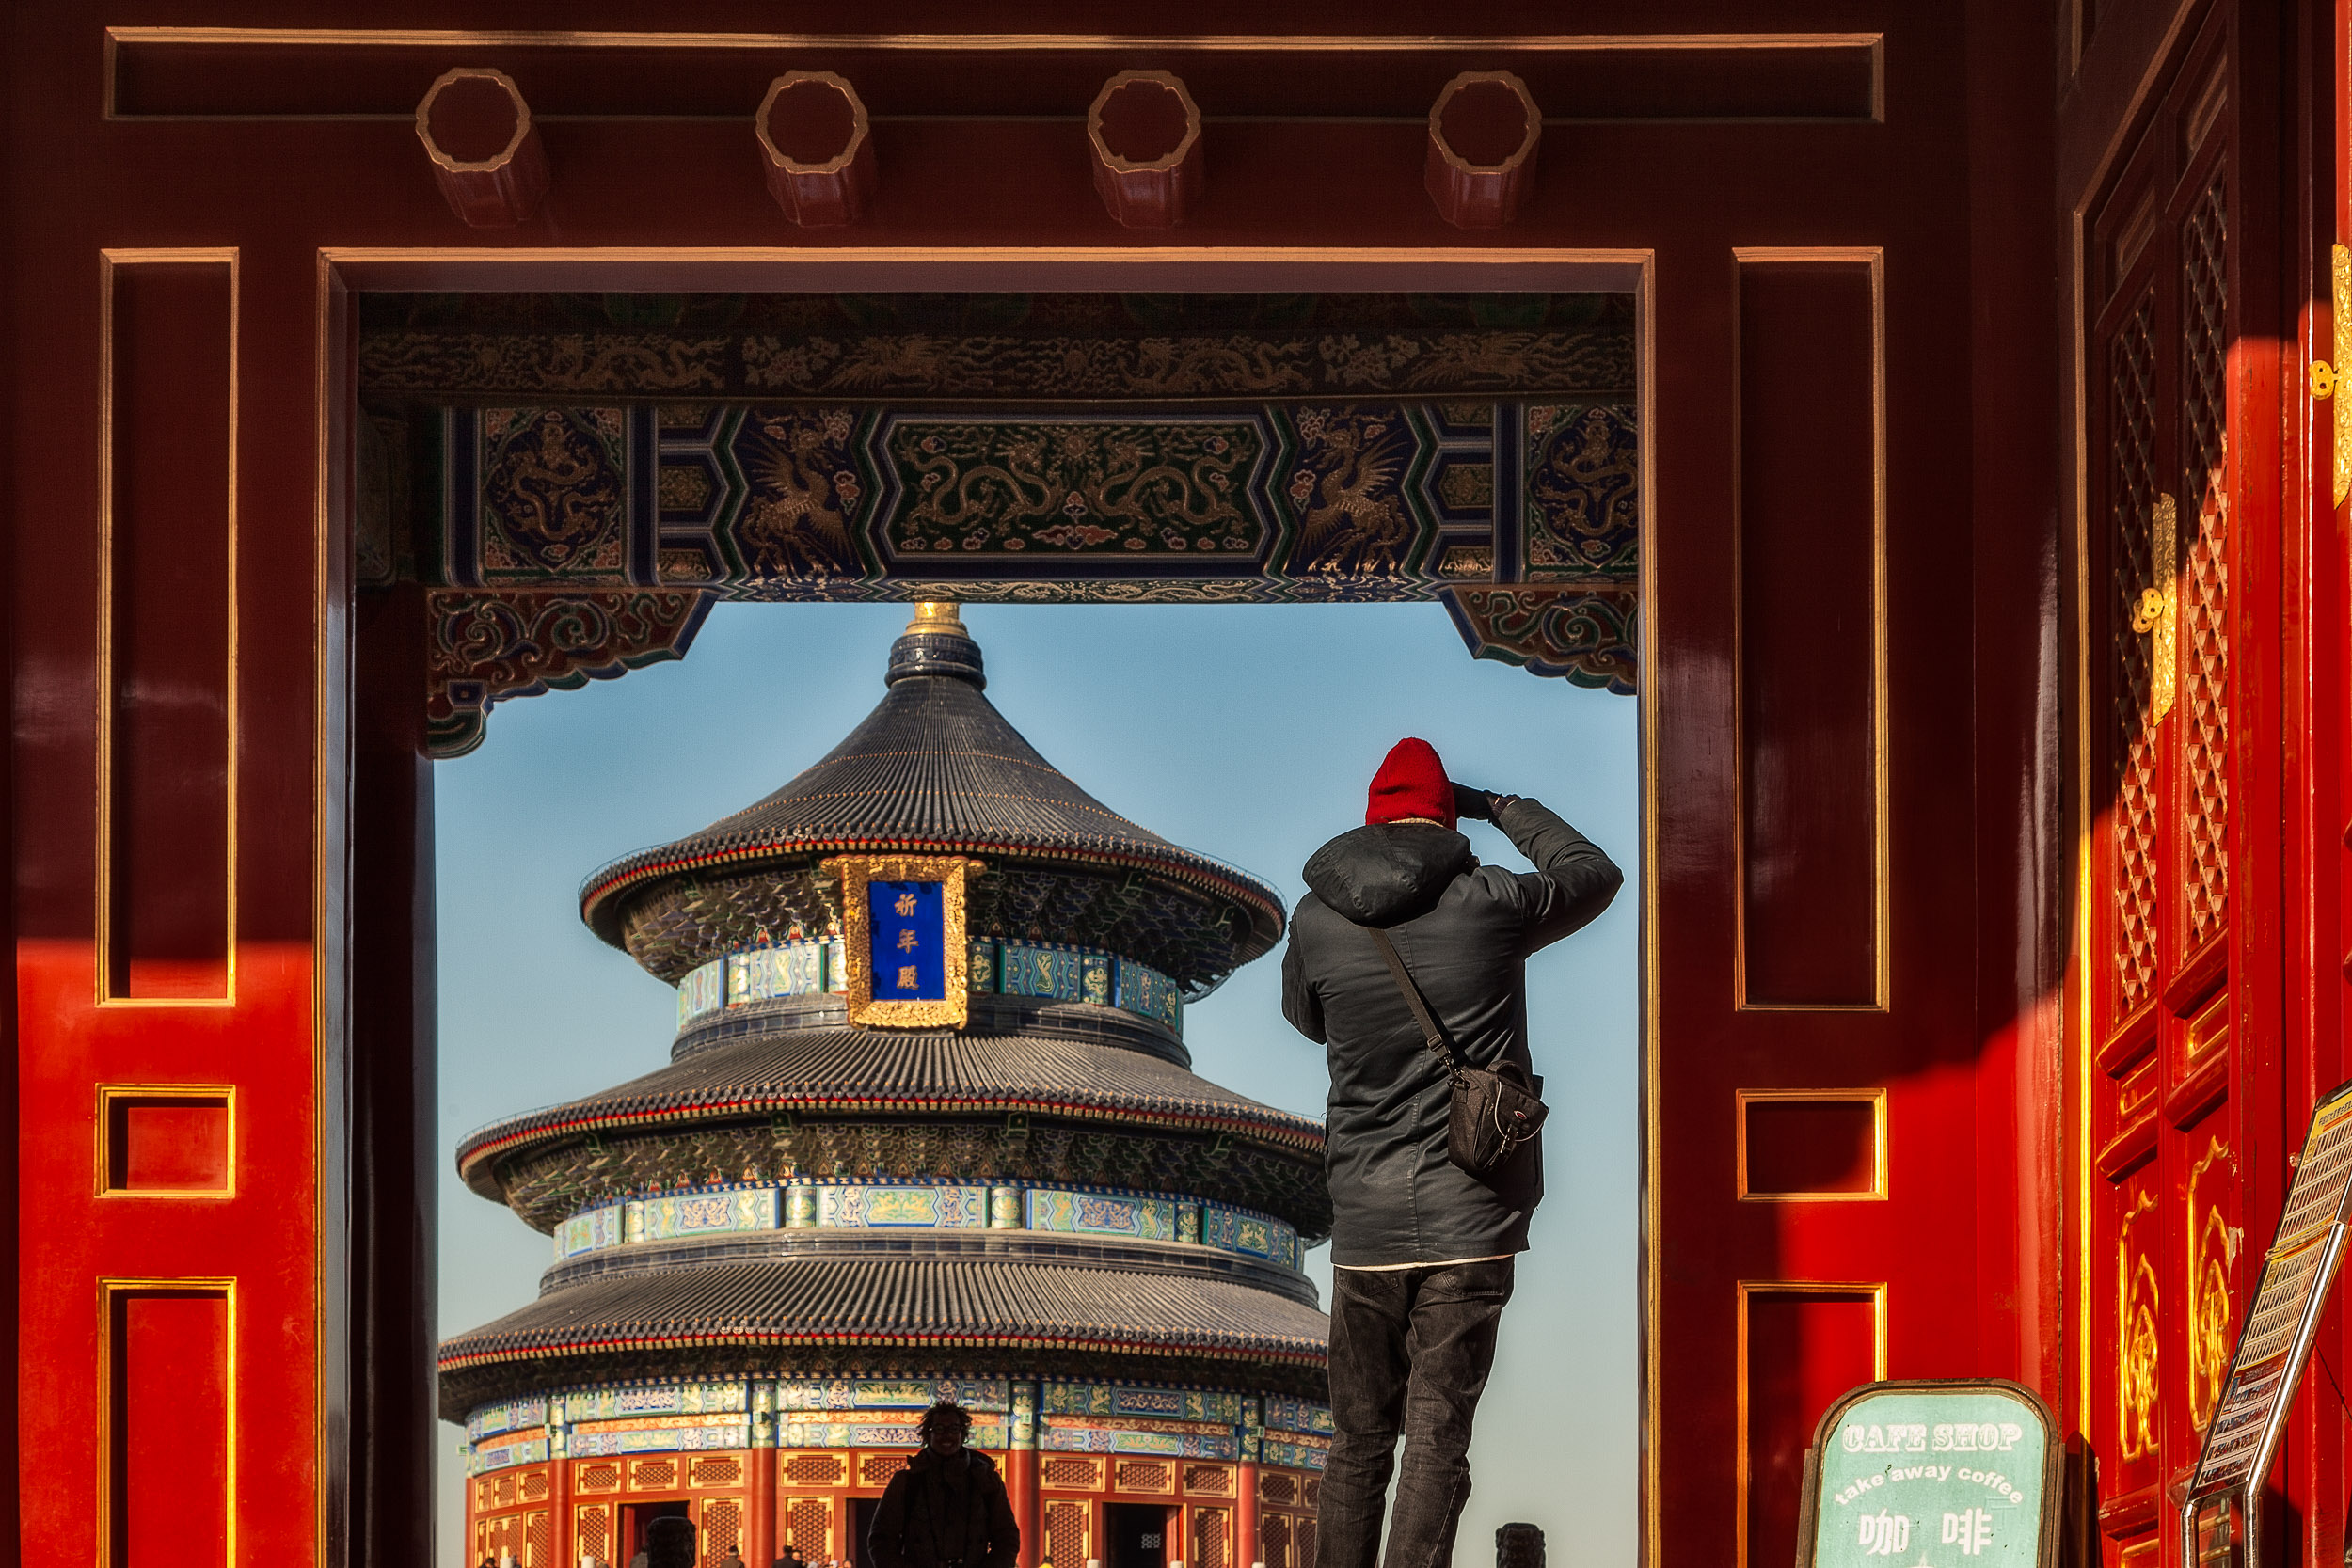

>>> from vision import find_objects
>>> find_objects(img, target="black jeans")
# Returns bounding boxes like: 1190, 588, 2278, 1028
1316, 1257, 1516, 1568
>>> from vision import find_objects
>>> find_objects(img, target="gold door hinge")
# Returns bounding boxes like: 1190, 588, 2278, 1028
2137, 495, 2178, 725
2335, 244, 2351, 506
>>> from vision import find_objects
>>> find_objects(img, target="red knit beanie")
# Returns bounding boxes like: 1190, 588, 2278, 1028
1366, 737, 1455, 829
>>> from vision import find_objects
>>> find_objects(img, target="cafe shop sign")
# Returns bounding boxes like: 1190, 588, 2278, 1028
1798, 1381, 2061, 1568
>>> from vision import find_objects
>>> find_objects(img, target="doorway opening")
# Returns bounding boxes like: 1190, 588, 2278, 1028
622, 1503, 693, 1565
395, 288, 1643, 1568
850, 1496, 882, 1568
1104, 1503, 1172, 1568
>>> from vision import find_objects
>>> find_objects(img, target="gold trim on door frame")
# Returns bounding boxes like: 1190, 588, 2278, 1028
1726, 245, 1891, 1016
94, 246, 241, 1008
1733, 1280, 1888, 1568
1733, 1087, 1888, 1201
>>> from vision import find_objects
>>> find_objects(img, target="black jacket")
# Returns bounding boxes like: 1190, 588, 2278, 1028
1281, 799, 1622, 1267
867, 1448, 1020, 1568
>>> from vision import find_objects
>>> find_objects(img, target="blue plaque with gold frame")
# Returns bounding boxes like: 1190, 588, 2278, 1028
825, 854, 980, 1028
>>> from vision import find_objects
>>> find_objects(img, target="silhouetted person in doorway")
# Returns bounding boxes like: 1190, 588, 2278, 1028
866, 1402, 1021, 1568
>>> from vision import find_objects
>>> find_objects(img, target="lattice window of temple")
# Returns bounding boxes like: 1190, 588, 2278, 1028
2177, 169, 2229, 947
1183, 1464, 1234, 1496
785, 1497, 833, 1557
2084, 20, 2246, 1568
525, 1511, 551, 1567
493, 1471, 520, 1510
1296, 1513, 1319, 1567
630, 1457, 679, 1491
1115, 1459, 1175, 1495
576, 1461, 623, 1495
1043, 1456, 1104, 1491
2106, 292, 2161, 1021
1045, 1498, 1091, 1566
1302, 1477, 1322, 1510
479, 1515, 527, 1563
1259, 1471, 1297, 1507
701, 1497, 744, 1555
1261, 1513, 1293, 1568
861, 1452, 912, 1488
786, 1452, 847, 1487
576, 1504, 613, 1564
520, 1469, 550, 1503
1192, 1505, 1232, 1568
691, 1454, 744, 1488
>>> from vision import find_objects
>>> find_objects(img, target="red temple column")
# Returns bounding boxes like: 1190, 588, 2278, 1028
1237, 1403, 1262, 1568
747, 1449, 777, 1568
550, 1449, 573, 1567
748, 1388, 779, 1568
1009, 1380, 1041, 1567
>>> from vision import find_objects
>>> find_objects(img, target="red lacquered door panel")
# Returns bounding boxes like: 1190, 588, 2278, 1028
7, 6, 2064, 1565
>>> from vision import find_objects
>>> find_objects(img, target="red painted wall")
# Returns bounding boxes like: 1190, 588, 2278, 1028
6, 3, 2079, 1562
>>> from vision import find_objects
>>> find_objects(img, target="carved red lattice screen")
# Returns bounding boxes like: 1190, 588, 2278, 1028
2079, 14, 2272, 1568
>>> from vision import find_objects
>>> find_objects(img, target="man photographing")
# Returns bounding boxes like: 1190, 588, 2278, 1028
1283, 737, 1623, 1568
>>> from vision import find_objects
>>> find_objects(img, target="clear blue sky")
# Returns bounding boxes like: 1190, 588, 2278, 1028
434, 599, 1641, 1568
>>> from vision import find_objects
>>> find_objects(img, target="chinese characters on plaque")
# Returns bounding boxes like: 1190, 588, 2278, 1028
825, 853, 977, 1028
869, 880, 946, 1001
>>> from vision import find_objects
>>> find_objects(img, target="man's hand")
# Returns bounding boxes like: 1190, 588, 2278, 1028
1452, 782, 1500, 822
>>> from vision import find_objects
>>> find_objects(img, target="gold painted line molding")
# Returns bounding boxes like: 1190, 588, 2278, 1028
1733, 1087, 1889, 1202
93, 246, 241, 1010
97, 1276, 239, 1568
319, 245, 1654, 265
317, 245, 1653, 297
92, 1084, 238, 1199
110, 25, 1883, 54
1734, 1281, 1889, 1568
1725, 245, 1890, 1016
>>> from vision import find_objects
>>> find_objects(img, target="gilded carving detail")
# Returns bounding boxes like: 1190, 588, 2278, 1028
911, 579, 1270, 604
1441, 587, 1637, 694
826, 855, 980, 1031
2146, 493, 2179, 725
425, 589, 712, 758
2119, 1189, 2161, 1461
357, 290, 1652, 750
882, 419, 1264, 561
1283, 407, 1422, 578
365, 332, 731, 393
741, 327, 1633, 399
482, 408, 627, 578
358, 291, 1634, 400
735, 410, 865, 581
1525, 404, 1640, 578
2187, 1137, 2242, 1431
361, 326, 1639, 401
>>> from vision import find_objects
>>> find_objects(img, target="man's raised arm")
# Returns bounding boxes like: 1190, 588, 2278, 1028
1458, 788, 1623, 951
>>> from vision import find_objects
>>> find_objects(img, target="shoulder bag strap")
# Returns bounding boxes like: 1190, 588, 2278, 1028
1366, 926, 1460, 1070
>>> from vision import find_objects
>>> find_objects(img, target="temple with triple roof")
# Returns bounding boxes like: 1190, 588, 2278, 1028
442, 604, 1332, 1568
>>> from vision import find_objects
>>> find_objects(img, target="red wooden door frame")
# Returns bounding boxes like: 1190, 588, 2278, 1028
7, 7, 2064, 1562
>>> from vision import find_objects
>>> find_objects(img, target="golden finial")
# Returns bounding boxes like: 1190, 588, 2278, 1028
906, 600, 966, 635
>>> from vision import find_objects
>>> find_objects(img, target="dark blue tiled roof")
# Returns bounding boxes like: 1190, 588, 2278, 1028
579, 611, 1285, 981
437, 1255, 1330, 1416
